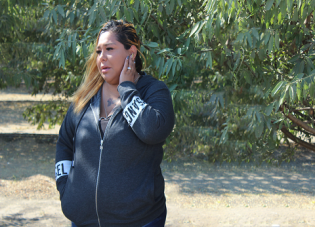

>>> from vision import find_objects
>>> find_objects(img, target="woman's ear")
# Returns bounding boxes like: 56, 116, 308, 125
129, 45, 138, 61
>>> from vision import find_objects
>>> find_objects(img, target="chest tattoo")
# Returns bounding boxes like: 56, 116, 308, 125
107, 97, 120, 107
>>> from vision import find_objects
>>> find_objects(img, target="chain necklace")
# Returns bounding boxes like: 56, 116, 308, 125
134, 73, 141, 84
104, 101, 108, 118
102, 83, 109, 119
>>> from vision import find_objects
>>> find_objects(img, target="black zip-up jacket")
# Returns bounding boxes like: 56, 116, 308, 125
55, 74, 175, 227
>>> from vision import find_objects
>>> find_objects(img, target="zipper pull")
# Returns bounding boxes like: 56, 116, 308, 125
100, 140, 103, 151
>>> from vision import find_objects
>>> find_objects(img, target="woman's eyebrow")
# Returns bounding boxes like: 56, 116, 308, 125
97, 42, 116, 48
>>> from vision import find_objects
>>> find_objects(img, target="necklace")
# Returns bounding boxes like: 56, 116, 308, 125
102, 83, 109, 118
104, 101, 108, 118
134, 73, 141, 84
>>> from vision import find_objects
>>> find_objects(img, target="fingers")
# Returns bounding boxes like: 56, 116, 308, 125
122, 55, 130, 72
129, 53, 136, 67
129, 54, 133, 66
127, 54, 136, 72
123, 54, 134, 72
119, 54, 136, 84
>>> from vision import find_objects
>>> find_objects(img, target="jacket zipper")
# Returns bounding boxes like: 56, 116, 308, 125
90, 104, 120, 227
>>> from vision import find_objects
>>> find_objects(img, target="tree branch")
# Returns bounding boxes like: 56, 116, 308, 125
243, 61, 257, 77
143, 44, 187, 59
284, 103, 314, 123
246, 144, 253, 155
281, 104, 315, 135
281, 127, 315, 152
198, 49, 213, 53
143, 45, 172, 58
292, 110, 312, 121
150, 15, 165, 32
284, 112, 315, 135
292, 107, 315, 111
290, 127, 315, 138
143, 45, 151, 51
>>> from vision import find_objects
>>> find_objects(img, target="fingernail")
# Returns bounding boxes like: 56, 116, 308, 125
131, 53, 133, 58
126, 56, 129, 60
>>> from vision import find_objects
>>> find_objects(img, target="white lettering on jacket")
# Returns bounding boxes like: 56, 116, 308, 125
55, 160, 72, 180
123, 96, 147, 127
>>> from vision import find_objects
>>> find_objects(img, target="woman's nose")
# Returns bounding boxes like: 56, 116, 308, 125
100, 52, 107, 61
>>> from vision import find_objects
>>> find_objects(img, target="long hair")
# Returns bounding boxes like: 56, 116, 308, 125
72, 20, 145, 114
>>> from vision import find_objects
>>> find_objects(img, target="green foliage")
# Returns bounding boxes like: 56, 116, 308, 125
23, 100, 70, 129
165, 0, 314, 163
1, 0, 315, 163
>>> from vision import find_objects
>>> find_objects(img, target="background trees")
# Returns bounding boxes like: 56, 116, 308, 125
1, 0, 314, 163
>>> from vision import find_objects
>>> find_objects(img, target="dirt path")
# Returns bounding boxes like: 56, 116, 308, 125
1, 86, 315, 226
1, 138, 315, 226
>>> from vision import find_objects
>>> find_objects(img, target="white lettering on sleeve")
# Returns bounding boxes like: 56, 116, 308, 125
55, 160, 72, 180
123, 96, 147, 127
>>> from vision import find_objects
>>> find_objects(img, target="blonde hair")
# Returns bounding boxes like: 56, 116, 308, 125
72, 20, 145, 114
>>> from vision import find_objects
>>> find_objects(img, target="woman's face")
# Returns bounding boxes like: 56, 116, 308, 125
96, 31, 130, 85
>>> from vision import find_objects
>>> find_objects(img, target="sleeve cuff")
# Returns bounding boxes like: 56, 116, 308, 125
117, 81, 136, 92
122, 96, 147, 127
55, 160, 72, 180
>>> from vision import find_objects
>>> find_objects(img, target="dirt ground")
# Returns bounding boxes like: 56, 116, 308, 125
1, 86, 315, 227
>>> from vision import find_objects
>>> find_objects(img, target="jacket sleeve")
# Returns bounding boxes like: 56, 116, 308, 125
55, 104, 75, 198
118, 80, 175, 145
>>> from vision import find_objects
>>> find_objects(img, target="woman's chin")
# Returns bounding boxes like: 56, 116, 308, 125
103, 76, 119, 86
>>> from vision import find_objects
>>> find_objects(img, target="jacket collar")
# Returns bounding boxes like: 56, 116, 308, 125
136, 71, 151, 90
90, 84, 102, 119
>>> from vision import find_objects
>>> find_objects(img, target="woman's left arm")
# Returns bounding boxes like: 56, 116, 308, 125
118, 80, 175, 145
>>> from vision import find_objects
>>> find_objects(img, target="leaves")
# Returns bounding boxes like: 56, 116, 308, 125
265, 103, 274, 116
165, 58, 174, 76
265, 0, 274, 11
246, 32, 253, 48
157, 48, 173, 54
146, 42, 159, 48
189, 21, 201, 37
267, 34, 274, 53
251, 28, 259, 41
57, 5, 65, 18
3, 0, 315, 163
206, 52, 212, 69
271, 81, 285, 96
235, 33, 244, 43
255, 122, 264, 139
274, 31, 279, 49
51, 9, 57, 24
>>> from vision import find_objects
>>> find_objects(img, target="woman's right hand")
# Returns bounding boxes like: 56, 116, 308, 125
119, 54, 137, 84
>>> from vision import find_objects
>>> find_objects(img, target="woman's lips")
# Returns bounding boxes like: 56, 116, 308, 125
101, 67, 110, 73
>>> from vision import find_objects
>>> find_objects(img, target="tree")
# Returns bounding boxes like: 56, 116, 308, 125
2, 0, 314, 163
172, 0, 315, 163
0, 0, 45, 89
1, 0, 81, 128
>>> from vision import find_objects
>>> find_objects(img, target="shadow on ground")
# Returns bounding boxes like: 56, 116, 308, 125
0, 136, 57, 180
1, 135, 315, 197
162, 149, 315, 196
1, 213, 41, 226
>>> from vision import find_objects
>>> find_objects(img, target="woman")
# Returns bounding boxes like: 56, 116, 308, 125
55, 20, 175, 227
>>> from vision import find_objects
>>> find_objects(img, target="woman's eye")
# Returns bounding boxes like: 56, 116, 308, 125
106, 47, 113, 51
96, 50, 101, 54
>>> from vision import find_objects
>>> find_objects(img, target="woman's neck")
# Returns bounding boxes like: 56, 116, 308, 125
100, 82, 120, 118
102, 82, 120, 98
